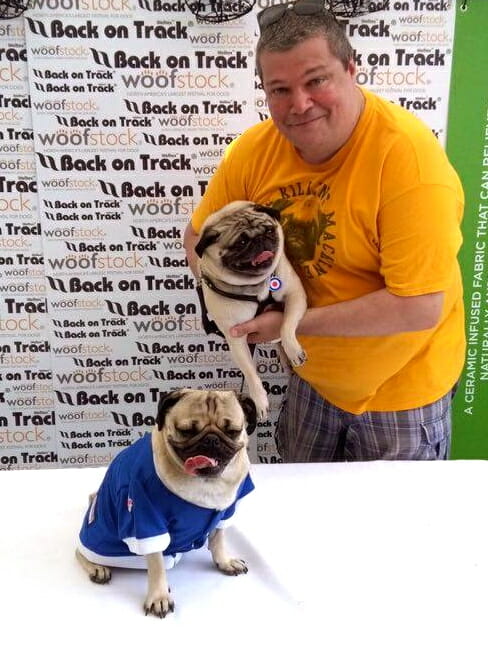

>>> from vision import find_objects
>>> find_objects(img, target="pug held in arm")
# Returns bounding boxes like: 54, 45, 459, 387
76, 389, 256, 618
194, 201, 307, 419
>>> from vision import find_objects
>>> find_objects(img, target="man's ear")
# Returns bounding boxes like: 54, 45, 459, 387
195, 228, 219, 258
155, 390, 186, 431
253, 204, 281, 221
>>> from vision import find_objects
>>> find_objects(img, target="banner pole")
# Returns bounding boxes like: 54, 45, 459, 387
447, 0, 488, 457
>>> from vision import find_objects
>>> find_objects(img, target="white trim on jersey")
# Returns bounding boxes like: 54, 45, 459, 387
77, 539, 182, 570
123, 533, 171, 556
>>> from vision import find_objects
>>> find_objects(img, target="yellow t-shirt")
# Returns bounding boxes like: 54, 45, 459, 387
191, 89, 465, 414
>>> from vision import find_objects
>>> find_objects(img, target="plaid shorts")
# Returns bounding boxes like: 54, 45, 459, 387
275, 373, 457, 462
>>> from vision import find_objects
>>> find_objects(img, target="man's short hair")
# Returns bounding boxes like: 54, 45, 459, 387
256, 10, 354, 78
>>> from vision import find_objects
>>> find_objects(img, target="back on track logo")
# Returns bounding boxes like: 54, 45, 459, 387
147, 255, 188, 268
142, 132, 190, 147
55, 389, 120, 406
99, 179, 199, 201
90, 48, 162, 69
99, 179, 167, 198
135, 340, 185, 354
47, 275, 114, 293
106, 299, 171, 316
138, 0, 186, 10
130, 225, 181, 239
112, 410, 154, 427
37, 152, 107, 172
26, 18, 100, 39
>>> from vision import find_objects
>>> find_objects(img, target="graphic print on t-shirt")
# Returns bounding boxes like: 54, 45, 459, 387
271, 182, 336, 281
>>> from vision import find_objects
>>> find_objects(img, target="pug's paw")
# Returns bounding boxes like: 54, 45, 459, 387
282, 339, 307, 368
216, 558, 248, 576
89, 564, 112, 584
144, 589, 175, 619
76, 548, 112, 584
290, 348, 307, 367
249, 386, 268, 419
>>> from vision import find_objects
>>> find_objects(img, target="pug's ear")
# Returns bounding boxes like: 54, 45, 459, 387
237, 395, 257, 435
156, 390, 186, 431
253, 204, 281, 222
195, 228, 219, 258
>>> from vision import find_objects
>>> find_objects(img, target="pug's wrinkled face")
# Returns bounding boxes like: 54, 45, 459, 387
218, 210, 280, 276
196, 202, 283, 280
157, 390, 256, 477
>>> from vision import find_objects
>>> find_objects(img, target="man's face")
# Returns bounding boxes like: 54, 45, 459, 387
260, 35, 360, 164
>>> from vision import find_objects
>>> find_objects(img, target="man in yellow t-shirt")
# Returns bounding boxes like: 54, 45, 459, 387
184, 0, 465, 462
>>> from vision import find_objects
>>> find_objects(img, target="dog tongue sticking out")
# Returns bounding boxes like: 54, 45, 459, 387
184, 455, 218, 476
252, 250, 274, 266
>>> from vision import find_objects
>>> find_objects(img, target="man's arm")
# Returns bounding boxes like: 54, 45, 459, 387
230, 288, 444, 341
183, 222, 200, 278
183, 214, 445, 339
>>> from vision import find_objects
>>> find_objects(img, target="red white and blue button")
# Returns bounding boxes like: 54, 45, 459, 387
269, 276, 282, 292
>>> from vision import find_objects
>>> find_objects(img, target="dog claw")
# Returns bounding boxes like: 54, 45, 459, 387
289, 350, 307, 368
217, 558, 248, 576
89, 566, 111, 584
237, 559, 248, 574
144, 598, 175, 618
295, 351, 307, 367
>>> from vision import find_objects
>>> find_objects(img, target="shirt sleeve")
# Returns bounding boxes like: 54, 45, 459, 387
378, 183, 464, 297
117, 477, 170, 556
191, 137, 249, 233
377, 125, 464, 297
217, 474, 255, 529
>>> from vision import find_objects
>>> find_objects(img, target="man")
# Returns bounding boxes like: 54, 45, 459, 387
183, 0, 465, 462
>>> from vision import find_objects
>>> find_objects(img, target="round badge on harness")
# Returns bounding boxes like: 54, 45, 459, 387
269, 276, 282, 292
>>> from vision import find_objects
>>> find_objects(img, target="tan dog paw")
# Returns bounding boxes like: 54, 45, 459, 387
250, 387, 268, 420
289, 348, 307, 367
215, 558, 248, 576
282, 338, 307, 368
144, 590, 175, 618
76, 548, 111, 584
89, 564, 111, 584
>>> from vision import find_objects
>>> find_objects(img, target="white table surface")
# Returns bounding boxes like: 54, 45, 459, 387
1, 460, 487, 654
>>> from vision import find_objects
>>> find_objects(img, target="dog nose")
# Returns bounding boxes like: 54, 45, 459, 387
202, 433, 220, 447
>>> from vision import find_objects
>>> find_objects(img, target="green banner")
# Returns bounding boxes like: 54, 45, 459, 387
447, 0, 488, 457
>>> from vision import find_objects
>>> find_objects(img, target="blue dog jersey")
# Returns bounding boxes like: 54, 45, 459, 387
78, 433, 254, 569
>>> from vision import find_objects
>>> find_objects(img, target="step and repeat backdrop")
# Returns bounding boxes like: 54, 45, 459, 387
0, 0, 463, 470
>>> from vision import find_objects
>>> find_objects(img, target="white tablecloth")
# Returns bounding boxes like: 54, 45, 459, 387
1, 460, 487, 653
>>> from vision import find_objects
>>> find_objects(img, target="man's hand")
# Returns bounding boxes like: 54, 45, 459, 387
229, 309, 284, 343
229, 288, 444, 342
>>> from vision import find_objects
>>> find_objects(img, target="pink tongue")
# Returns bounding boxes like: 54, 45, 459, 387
252, 250, 274, 266
184, 455, 218, 476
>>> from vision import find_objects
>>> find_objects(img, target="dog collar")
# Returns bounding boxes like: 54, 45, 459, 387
201, 275, 262, 304
201, 274, 276, 316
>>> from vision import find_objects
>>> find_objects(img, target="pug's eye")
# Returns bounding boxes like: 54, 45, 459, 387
264, 226, 274, 235
178, 426, 198, 438
226, 429, 242, 439
238, 234, 249, 246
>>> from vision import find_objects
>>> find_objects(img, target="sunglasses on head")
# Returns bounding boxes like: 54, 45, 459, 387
257, 0, 326, 31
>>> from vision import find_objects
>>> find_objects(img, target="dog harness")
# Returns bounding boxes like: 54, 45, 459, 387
198, 274, 279, 338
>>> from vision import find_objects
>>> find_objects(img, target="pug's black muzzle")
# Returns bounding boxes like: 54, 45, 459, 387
223, 229, 279, 276
169, 426, 243, 477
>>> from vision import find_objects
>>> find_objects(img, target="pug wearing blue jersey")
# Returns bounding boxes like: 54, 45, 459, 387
76, 389, 256, 618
